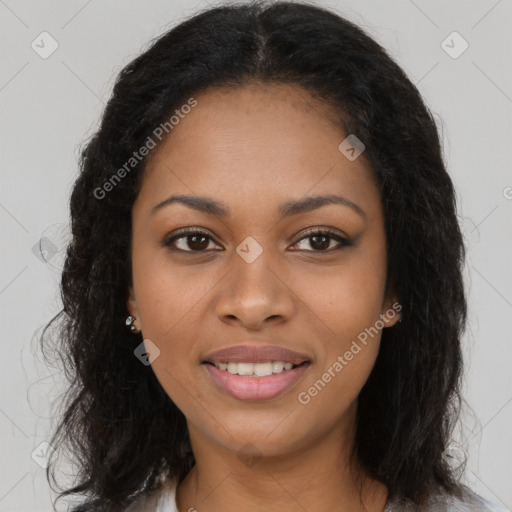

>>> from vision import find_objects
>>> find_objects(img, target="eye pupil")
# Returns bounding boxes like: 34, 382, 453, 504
310, 235, 330, 250
188, 234, 209, 250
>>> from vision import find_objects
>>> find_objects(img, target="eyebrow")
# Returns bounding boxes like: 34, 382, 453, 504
151, 193, 365, 219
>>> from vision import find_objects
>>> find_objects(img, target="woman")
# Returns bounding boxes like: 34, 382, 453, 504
42, 1, 506, 511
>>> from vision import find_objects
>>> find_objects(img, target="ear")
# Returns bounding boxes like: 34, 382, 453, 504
127, 286, 141, 328
380, 294, 402, 328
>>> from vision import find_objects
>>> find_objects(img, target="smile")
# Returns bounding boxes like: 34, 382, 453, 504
205, 360, 306, 377
202, 361, 310, 401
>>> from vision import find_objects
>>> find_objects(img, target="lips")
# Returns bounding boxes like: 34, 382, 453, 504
203, 363, 310, 401
201, 344, 310, 365
200, 344, 311, 401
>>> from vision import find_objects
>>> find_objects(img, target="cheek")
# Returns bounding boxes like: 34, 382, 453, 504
295, 341, 380, 431
295, 267, 386, 417
293, 249, 388, 344
291, 242, 386, 402
130, 248, 217, 402
131, 240, 219, 341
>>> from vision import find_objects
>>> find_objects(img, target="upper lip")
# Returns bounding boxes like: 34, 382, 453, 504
202, 344, 311, 365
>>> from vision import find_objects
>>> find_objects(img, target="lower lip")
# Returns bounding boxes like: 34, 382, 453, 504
203, 363, 310, 401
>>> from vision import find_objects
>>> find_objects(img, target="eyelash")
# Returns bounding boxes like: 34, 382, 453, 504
161, 227, 350, 254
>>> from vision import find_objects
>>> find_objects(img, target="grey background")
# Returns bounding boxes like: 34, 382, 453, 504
0, 1, 511, 510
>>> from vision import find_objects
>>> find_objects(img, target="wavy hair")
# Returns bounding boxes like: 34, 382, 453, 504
42, 1, 468, 510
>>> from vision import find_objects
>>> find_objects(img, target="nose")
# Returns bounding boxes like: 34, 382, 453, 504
214, 250, 296, 330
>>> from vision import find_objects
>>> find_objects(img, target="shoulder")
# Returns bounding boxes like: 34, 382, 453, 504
124, 478, 179, 512
386, 485, 509, 511
68, 479, 178, 512
440, 492, 508, 512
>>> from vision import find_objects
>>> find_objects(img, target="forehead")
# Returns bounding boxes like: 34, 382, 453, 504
138, 83, 380, 218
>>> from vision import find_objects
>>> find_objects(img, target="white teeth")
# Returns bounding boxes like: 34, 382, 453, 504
254, 362, 272, 377
215, 360, 301, 376
237, 363, 254, 375
272, 361, 284, 373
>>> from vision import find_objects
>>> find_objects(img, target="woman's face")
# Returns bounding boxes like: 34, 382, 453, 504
127, 83, 399, 460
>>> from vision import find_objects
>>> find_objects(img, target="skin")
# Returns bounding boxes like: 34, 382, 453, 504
127, 82, 400, 512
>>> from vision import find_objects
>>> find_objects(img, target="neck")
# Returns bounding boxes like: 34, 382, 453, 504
175, 405, 388, 512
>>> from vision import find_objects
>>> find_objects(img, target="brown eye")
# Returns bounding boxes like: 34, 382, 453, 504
162, 229, 221, 252
292, 228, 349, 252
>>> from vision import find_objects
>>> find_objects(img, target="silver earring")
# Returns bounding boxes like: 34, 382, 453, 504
125, 315, 140, 334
